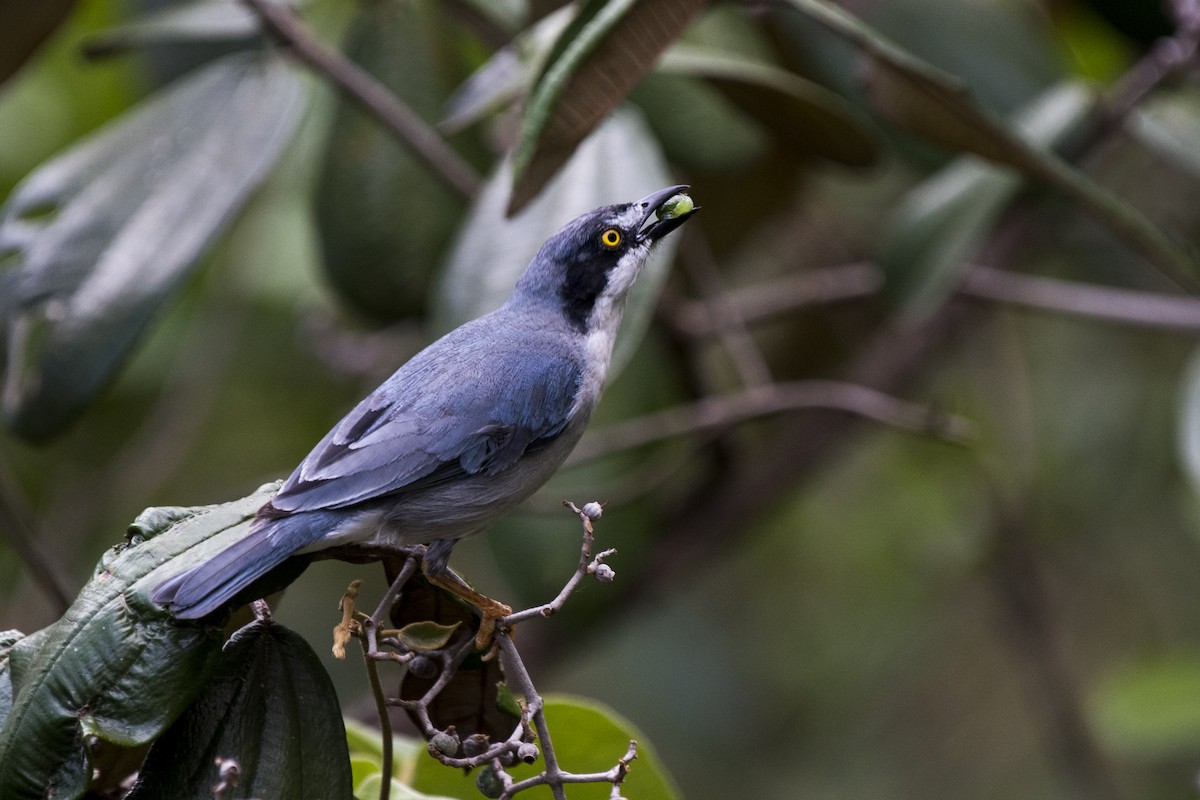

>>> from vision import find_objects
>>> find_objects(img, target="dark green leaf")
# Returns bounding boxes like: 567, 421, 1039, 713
127, 618, 352, 799
315, 0, 465, 322
785, 0, 1200, 289
0, 485, 278, 799
436, 109, 678, 377
883, 82, 1095, 319
0, 51, 305, 440
0, 630, 29, 731
657, 45, 877, 167
0, 0, 77, 86
509, 0, 705, 213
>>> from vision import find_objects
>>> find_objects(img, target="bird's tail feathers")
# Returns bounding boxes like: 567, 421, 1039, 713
152, 512, 328, 619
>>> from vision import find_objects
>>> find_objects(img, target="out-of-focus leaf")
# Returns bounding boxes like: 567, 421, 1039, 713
1178, 345, 1200, 499
784, 0, 1200, 288
81, 0, 267, 59
1090, 652, 1200, 759
345, 717, 431, 799
436, 107, 679, 377
127, 617, 352, 799
0, 0, 77, 86
631, 73, 770, 173
657, 45, 877, 167
315, 0, 465, 322
0, 485, 282, 799
412, 694, 681, 800
441, 8, 571, 134
883, 82, 1095, 320
509, 0, 705, 213
0, 51, 304, 441
1129, 92, 1200, 179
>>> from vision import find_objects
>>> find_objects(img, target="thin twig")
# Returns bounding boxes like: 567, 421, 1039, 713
505, 502, 614, 625
960, 264, 1200, 332
496, 632, 567, 800
240, 0, 481, 198
677, 231, 773, 387
570, 380, 973, 464
676, 260, 1200, 336
667, 261, 881, 336
361, 626, 394, 800
0, 462, 73, 613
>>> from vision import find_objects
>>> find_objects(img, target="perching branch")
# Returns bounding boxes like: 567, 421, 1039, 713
240, 0, 481, 198
336, 502, 635, 800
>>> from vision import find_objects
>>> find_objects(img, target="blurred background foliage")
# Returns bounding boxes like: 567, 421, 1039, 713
4, 0, 1200, 797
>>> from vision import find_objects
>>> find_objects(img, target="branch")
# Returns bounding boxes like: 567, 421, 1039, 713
569, 380, 974, 464
959, 264, 1200, 332
666, 262, 881, 336
675, 261, 1200, 335
240, 0, 481, 198
339, 504, 636, 799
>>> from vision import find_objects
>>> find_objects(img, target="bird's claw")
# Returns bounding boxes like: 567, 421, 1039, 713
474, 600, 513, 654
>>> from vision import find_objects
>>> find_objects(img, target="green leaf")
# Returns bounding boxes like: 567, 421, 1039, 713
314, 0, 465, 322
126, 618, 353, 799
509, 0, 705, 213
440, 8, 571, 134
883, 81, 1095, 319
412, 694, 681, 800
0, 485, 278, 799
81, 0, 266, 59
1089, 652, 1200, 759
0, 50, 305, 440
436, 108, 678, 378
0, 629, 30, 731
784, 0, 1200, 289
657, 44, 877, 167
396, 620, 460, 652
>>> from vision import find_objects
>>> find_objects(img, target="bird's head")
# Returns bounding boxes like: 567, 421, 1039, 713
512, 185, 698, 331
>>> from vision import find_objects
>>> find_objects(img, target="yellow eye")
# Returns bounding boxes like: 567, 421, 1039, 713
599, 228, 622, 249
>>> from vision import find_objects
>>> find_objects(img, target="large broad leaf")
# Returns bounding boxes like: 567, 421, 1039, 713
883, 82, 1095, 320
784, 0, 1200, 289
126, 618, 353, 800
435, 107, 678, 378
0, 485, 280, 799
656, 45, 877, 167
0, 0, 77, 86
314, 0, 465, 323
81, 0, 267, 59
411, 694, 681, 800
509, 0, 705, 213
0, 50, 305, 441
1089, 651, 1200, 759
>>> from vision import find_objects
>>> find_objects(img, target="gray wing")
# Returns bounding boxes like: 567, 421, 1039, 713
266, 339, 582, 515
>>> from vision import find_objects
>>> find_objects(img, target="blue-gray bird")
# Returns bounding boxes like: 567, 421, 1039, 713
153, 186, 697, 637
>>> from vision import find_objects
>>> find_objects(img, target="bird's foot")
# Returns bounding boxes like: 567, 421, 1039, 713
475, 598, 514, 654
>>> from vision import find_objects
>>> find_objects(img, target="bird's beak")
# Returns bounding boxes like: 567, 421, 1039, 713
635, 184, 699, 244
